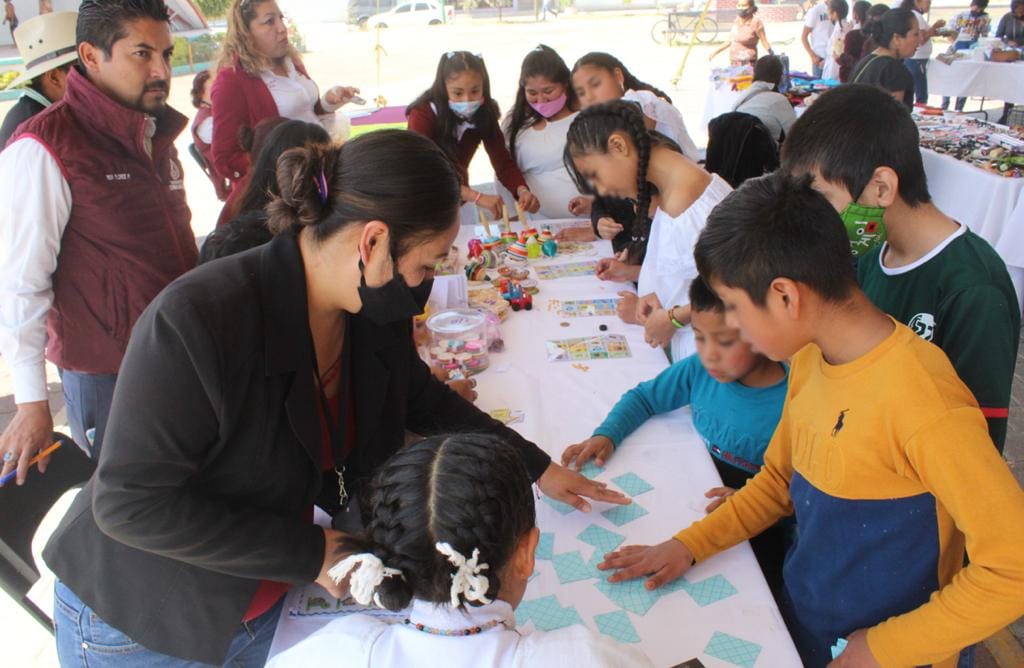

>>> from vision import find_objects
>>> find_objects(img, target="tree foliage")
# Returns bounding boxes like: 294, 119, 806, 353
194, 0, 233, 20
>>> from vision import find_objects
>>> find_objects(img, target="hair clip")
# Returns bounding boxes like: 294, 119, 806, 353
329, 553, 403, 608
315, 167, 329, 205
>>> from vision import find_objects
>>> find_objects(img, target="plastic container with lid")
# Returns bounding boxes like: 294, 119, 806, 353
426, 308, 490, 375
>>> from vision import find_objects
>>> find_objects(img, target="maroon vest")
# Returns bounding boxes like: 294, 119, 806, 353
14, 69, 197, 374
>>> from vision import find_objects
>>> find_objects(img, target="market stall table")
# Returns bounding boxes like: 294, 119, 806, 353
926, 58, 1024, 106
915, 114, 1024, 312
266, 223, 800, 668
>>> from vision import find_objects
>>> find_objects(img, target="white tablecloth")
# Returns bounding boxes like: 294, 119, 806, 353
703, 83, 746, 128
927, 59, 1024, 104
920, 148, 1024, 311
267, 222, 800, 667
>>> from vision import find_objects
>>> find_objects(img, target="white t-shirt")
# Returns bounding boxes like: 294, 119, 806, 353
911, 10, 933, 59
266, 599, 653, 668
804, 2, 833, 59
512, 112, 585, 220
621, 89, 701, 162
822, 20, 851, 80
637, 173, 732, 362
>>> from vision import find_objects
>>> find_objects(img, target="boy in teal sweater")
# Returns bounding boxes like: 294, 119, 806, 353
562, 277, 789, 590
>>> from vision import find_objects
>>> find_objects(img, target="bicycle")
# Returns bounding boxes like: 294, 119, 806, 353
651, 9, 719, 46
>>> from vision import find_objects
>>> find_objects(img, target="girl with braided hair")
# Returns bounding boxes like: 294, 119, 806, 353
270, 434, 653, 667
564, 53, 699, 252
408, 51, 541, 223
565, 101, 732, 363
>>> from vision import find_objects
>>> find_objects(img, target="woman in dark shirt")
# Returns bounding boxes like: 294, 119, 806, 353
43, 130, 624, 667
850, 8, 920, 110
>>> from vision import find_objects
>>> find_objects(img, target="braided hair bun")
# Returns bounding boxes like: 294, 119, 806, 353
342, 434, 536, 612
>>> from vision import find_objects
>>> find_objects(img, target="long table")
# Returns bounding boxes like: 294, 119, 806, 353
267, 224, 800, 667
920, 147, 1024, 313
927, 58, 1024, 106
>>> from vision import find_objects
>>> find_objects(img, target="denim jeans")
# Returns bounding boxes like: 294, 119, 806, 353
904, 58, 929, 104
941, 40, 976, 111
53, 581, 282, 667
59, 369, 117, 461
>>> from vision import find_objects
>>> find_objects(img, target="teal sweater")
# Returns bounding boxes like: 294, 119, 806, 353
593, 354, 788, 473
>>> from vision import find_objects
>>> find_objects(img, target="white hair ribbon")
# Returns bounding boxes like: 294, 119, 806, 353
435, 542, 491, 607
328, 553, 403, 607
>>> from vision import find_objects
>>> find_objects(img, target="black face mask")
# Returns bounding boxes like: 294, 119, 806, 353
739, 7, 754, 17
410, 277, 435, 312
356, 259, 425, 326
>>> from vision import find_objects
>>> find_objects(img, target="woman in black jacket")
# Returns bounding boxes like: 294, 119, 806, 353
44, 130, 625, 667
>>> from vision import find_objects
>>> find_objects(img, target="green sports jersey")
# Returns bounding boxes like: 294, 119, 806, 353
858, 226, 1020, 452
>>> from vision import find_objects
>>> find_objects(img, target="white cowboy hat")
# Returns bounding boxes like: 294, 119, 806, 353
9, 12, 79, 89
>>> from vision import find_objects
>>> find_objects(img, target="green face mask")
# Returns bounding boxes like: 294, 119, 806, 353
839, 202, 887, 258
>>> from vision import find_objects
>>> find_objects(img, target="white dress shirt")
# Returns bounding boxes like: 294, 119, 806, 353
260, 59, 341, 135
266, 599, 653, 668
637, 174, 732, 362
0, 137, 72, 403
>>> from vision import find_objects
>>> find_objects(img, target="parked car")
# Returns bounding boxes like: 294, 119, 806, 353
366, 1, 452, 28
348, 0, 399, 26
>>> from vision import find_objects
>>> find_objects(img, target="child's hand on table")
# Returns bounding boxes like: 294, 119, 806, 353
447, 378, 477, 403
537, 462, 630, 513
616, 291, 639, 324
561, 435, 615, 470
826, 629, 880, 668
598, 538, 695, 590
516, 187, 541, 213
596, 217, 624, 240
703, 486, 736, 513
595, 255, 636, 283
642, 308, 676, 348
475, 193, 504, 219
568, 195, 593, 217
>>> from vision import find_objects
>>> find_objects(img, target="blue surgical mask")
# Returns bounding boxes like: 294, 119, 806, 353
449, 99, 482, 120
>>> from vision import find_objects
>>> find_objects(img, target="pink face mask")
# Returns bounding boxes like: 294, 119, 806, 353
528, 93, 567, 119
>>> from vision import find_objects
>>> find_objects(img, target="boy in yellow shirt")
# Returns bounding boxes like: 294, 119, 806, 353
598, 173, 1024, 667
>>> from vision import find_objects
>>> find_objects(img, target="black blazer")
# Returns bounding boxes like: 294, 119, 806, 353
43, 234, 551, 664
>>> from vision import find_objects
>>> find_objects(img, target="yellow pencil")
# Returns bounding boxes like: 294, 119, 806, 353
0, 440, 62, 484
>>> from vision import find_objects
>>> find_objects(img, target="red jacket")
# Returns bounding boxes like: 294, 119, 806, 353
210, 57, 319, 187
407, 103, 527, 194
14, 68, 197, 374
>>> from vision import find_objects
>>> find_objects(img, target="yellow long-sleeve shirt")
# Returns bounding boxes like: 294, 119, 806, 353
675, 322, 1024, 667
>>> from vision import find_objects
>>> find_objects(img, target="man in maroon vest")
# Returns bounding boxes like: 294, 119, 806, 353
0, 0, 197, 484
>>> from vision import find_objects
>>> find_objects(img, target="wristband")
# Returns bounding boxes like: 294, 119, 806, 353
669, 306, 686, 329
473, 191, 483, 204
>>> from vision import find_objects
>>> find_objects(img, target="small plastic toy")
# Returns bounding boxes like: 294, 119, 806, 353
505, 238, 530, 263
465, 260, 490, 282
525, 235, 541, 259
542, 238, 558, 257
498, 278, 534, 311
467, 238, 483, 259
479, 248, 500, 268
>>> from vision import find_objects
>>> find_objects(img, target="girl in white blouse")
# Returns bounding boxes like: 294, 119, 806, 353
571, 52, 700, 162
267, 434, 652, 668
503, 45, 585, 221
566, 101, 731, 363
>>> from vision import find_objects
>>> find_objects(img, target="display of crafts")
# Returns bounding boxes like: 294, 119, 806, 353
916, 115, 1024, 177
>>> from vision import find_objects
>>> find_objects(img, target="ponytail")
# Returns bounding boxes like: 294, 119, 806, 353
867, 8, 914, 47
267, 129, 461, 255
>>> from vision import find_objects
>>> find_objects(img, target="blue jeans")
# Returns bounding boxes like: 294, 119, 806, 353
59, 369, 117, 461
904, 58, 928, 104
941, 41, 976, 111
53, 581, 281, 667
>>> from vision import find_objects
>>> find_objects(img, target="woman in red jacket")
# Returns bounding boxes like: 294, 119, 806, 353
211, 0, 359, 192
407, 51, 540, 220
